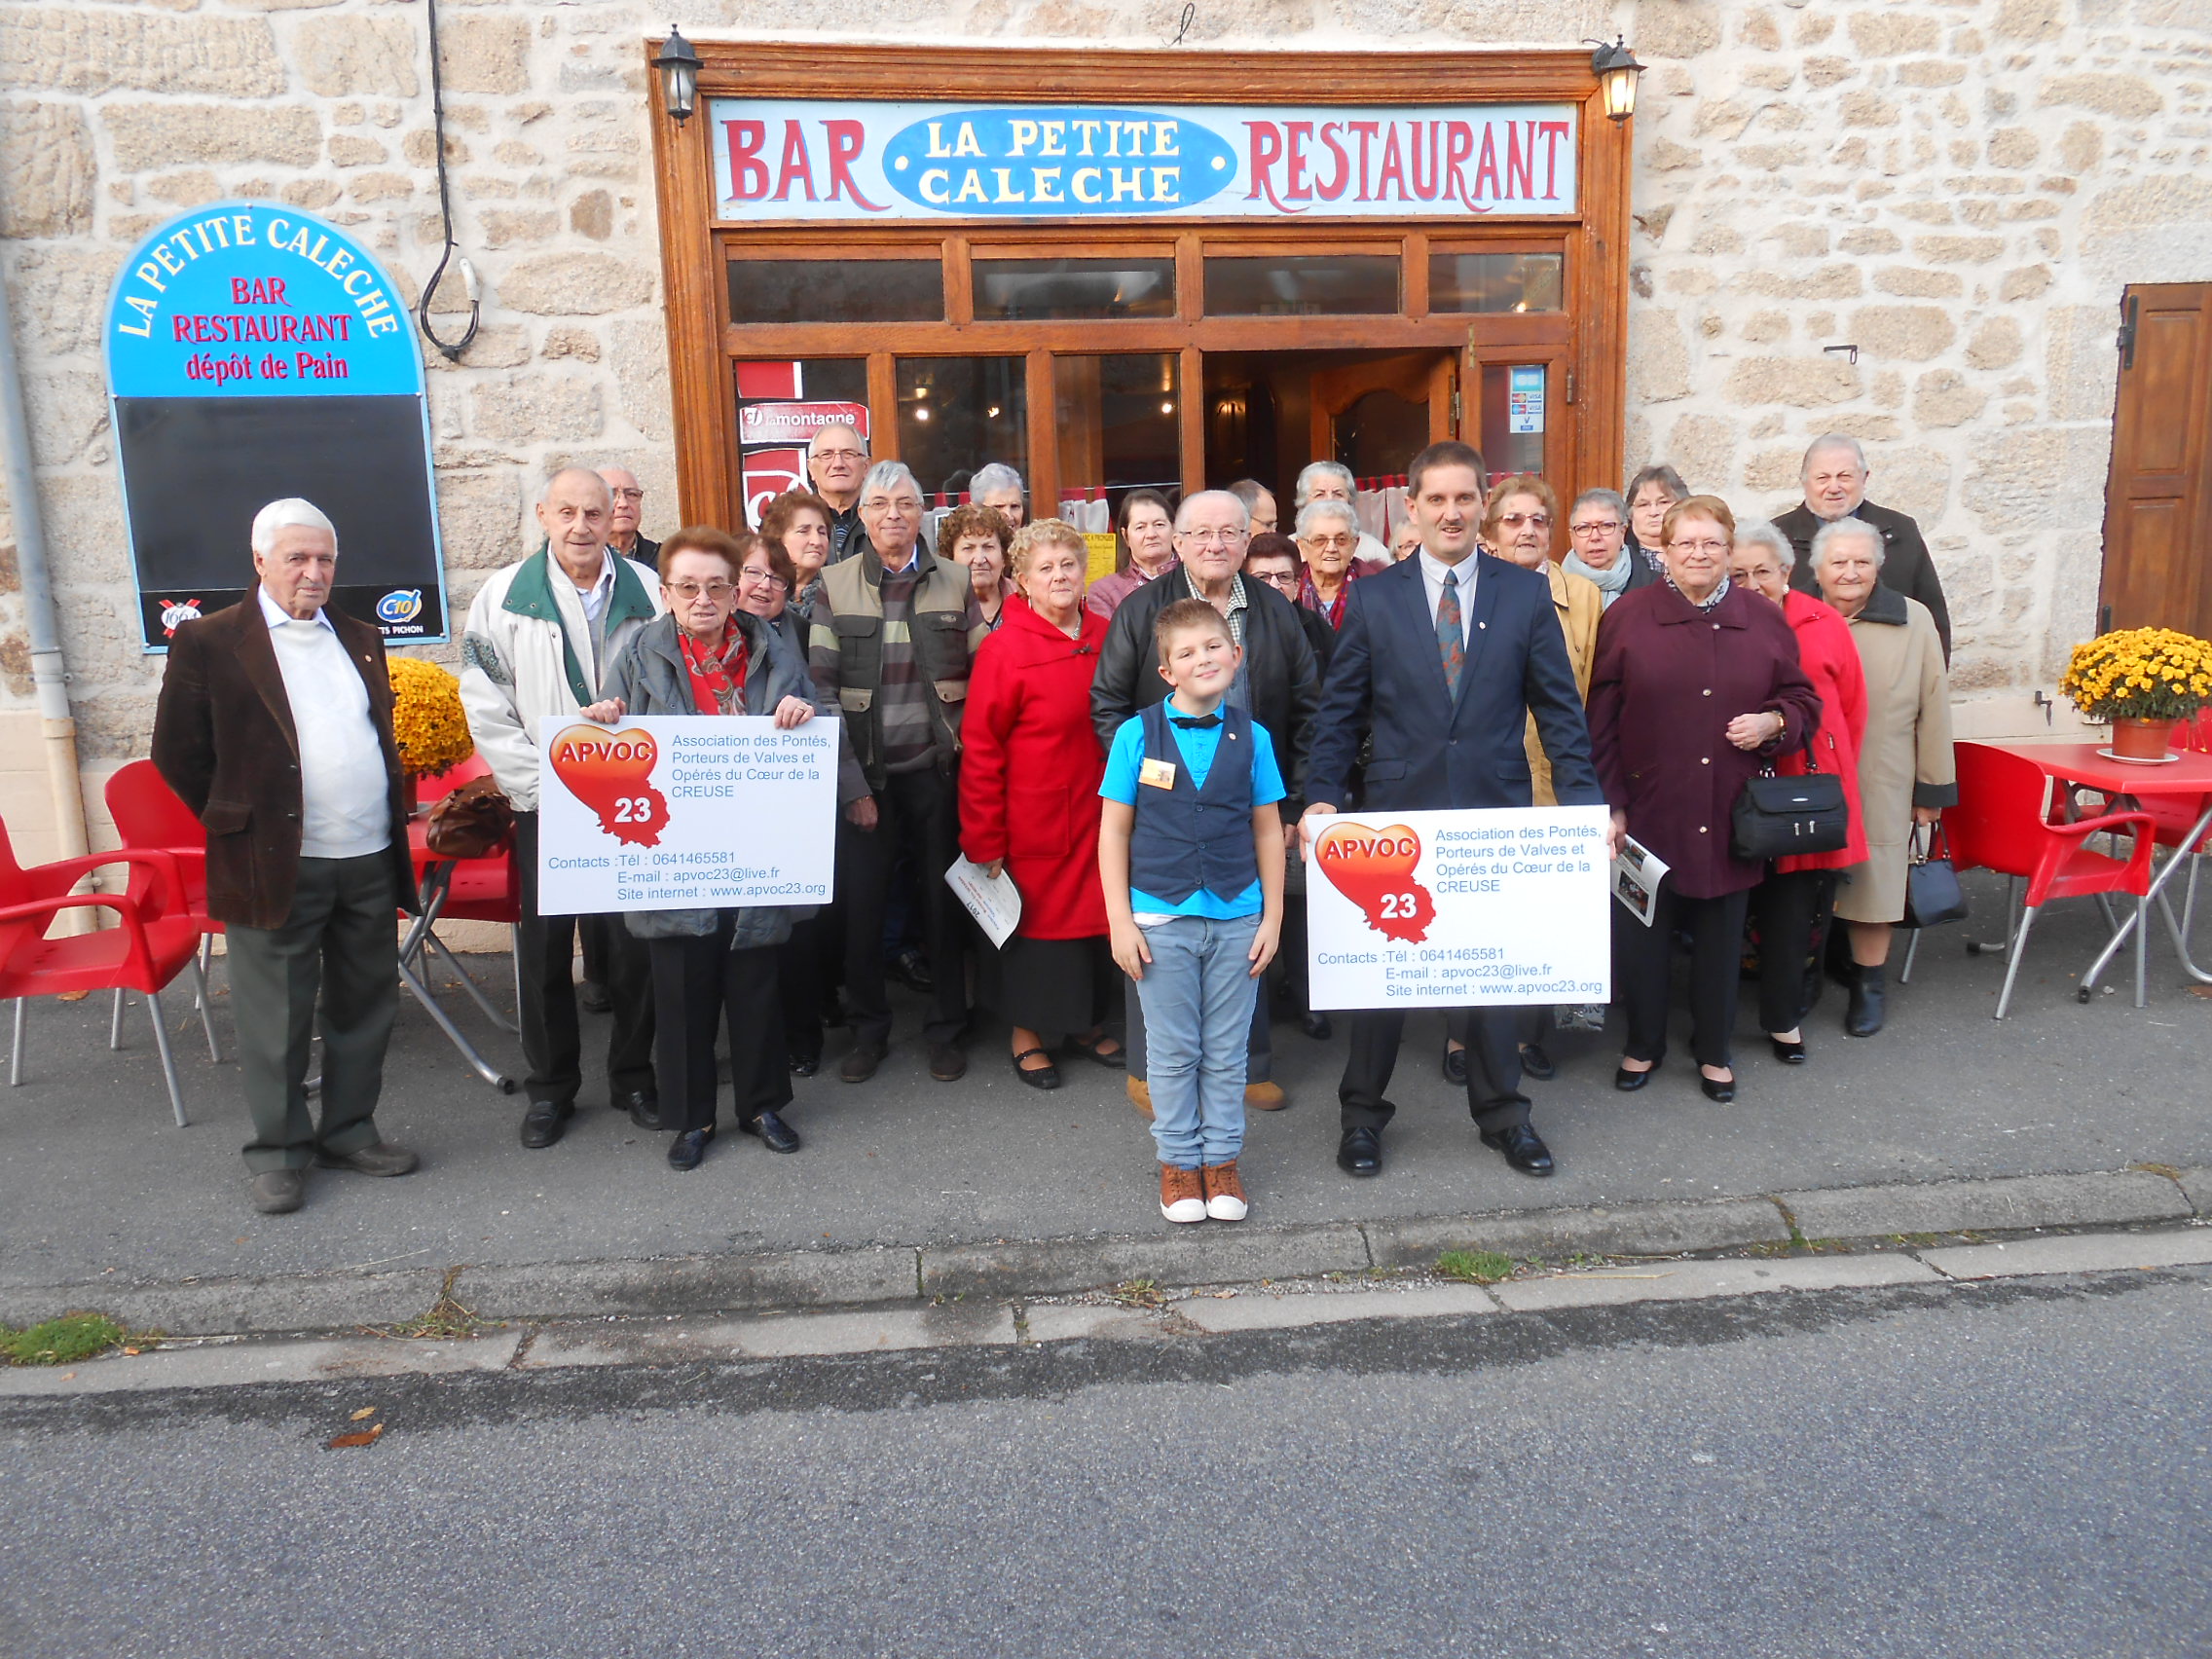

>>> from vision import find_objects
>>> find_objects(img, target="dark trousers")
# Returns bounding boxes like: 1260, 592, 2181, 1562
1340, 1008, 1529, 1134
836, 767, 969, 1046
1750, 868, 1837, 1034
514, 811, 654, 1105
648, 924, 792, 1135
1614, 883, 1751, 1070
226, 853, 398, 1173
1124, 964, 1272, 1085
778, 905, 841, 1059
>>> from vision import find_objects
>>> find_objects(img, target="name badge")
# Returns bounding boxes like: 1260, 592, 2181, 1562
1139, 757, 1177, 790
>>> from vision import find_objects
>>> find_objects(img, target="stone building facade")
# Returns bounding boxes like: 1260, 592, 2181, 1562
1, 0, 2207, 857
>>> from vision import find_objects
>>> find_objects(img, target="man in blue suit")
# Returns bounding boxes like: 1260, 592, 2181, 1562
1302, 440, 1610, 1179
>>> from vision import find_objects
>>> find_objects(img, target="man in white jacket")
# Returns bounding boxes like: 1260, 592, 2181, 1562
461, 467, 665, 1148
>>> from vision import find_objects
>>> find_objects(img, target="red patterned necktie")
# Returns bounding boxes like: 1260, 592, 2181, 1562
1437, 567, 1463, 694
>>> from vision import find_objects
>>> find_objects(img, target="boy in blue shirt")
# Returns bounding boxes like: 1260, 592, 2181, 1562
1098, 599, 1286, 1224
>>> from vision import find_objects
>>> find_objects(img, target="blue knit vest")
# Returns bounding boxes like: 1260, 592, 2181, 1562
1127, 701, 1259, 906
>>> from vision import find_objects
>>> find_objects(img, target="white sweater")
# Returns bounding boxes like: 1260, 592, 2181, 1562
268, 613, 389, 858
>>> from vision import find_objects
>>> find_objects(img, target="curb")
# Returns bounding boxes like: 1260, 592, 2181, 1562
3, 1164, 2205, 1340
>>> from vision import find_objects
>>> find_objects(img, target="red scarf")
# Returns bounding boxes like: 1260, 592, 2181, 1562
677, 624, 749, 716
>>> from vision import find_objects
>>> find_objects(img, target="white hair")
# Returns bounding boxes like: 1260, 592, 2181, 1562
1571, 487, 1628, 521
808, 423, 868, 459
860, 459, 922, 504
537, 466, 611, 507
1174, 489, 1249, 533
1295, 498, 1360, 540
1294, 461, 1357, 510
250, 498, 337, 557
1733, 518, 1796, 572
1809, 516, 1885, 572
1802, 432, 1868, 475
969, 462, 1024, 498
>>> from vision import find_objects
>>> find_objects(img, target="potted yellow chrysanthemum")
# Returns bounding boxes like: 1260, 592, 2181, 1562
2059, 627, 2212, 759
387, 656, 474, 810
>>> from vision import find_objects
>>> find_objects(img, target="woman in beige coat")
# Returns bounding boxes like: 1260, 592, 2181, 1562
1815, 518, 1955, 1039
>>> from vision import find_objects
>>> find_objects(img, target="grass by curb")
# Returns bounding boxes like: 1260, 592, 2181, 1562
1, 1312, 153, 1367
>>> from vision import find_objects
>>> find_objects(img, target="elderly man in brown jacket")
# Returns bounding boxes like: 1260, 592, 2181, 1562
152, 498, 421, 1215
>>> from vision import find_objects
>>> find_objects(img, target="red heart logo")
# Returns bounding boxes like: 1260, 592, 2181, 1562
1313, 821, 1435, 942
547, 724, 670, 847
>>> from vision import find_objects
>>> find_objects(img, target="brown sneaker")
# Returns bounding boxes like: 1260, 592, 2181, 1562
1244, 1081, 1287, 1111
1159, 1163, 1206, 1224
1126, 1077, 1153, 1120
1200, 1160, 1248, 1222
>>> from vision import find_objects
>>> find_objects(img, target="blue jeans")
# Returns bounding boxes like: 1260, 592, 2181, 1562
1133, 914, 1260, 1168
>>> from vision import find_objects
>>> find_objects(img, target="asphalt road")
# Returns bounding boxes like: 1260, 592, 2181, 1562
2, 1267, 2205, 1658
4, 866, 2209, 1293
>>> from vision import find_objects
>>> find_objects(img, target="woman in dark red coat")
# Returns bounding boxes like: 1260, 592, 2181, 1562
1588, 497, 1822, 1102
1730, 522, 1868, 1064
959, 519, 1119, 1089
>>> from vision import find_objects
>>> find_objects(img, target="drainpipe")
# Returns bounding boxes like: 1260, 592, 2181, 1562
0, 263, 92, 869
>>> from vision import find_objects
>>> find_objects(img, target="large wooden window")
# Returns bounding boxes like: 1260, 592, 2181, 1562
651, 46, 1633, 535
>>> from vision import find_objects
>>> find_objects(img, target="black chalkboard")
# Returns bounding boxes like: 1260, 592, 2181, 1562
115, 393, 446, 649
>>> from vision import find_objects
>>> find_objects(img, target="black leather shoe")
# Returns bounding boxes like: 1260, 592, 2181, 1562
1845, 966, 1887, 1037
840, 1041, 886, 1083
788, 1049, 820, 1078
667, 1126, 714, 1170
577, 980, 612, 1014
1480, 1123, 1555, 1176
617, 1090, 661, 1131
1337, 1126, 1382, 1177
1441, 1044, 1469, 1086
1300, 1011, 1334, 1041
1769, 1036, 1808, 1065
1699, 1073, 1737, 1103
1614, 1064, 1654, 1091
741, 1110, 801, 1154
890, 947, 934, 992
1012, 1048, 1061, 1090
519, 1100, 572, 1148
928, 1041, 968, 1082
1518, 1043, 1556, 1081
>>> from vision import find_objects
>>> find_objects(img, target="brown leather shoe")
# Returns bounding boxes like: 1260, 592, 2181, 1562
1200, 1160, 1248, 1222
1126, 1077, 1153, 1120
928, 1041, 968, 1082
249, 1169, 306, 1214
314, 1141, 420, 1177
1159, 1163, 1205, 1223
1244, 1081, 1287, 1111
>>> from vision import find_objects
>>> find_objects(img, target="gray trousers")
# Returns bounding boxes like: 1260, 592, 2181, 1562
225, 853, 399, 1173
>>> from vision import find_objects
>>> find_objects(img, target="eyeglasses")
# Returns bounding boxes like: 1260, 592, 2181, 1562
1304, 535, 1355, 551
738, 568, 789, 589
812, 448, 866, 464
1177, 529, 1245, 546
1249, 568, 1302, 589
1570, 518, 1623, 535
1668, 538, 1730, 557
667, 579, 735, 600
608, 487, 644, 501
1498, 512, 1552, 530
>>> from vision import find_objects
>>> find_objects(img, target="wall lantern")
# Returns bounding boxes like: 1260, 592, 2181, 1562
653, 26, 702, 126
1587, 36, 1645, 123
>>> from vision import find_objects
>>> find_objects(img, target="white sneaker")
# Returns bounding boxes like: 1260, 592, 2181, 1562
1160, 1164, 1207, 1223
1201, 1161, 1248, 1222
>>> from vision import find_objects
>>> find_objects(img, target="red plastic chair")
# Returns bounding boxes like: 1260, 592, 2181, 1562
404, 755, 523, 1052
1942, 743, 2157, 1018
1, 822, 210, 1126
104, 759, 226, 1054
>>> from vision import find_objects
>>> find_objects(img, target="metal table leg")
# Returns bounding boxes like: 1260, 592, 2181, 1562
2078, 801, 2212, 999
398, 857, 517, 1092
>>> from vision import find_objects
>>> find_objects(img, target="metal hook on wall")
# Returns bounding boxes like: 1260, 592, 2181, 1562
416, 0, 479, 361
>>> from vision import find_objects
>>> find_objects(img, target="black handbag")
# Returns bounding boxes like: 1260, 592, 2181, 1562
1731, 765, 1850, 863
1901, 823, 1970, 929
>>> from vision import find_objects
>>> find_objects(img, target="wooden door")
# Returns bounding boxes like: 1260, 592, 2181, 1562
2100, 283, 2212, 637
1308, 351, 1456, 478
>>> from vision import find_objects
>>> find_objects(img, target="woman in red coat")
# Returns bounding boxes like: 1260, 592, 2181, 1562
959, 519, 1119, 1089
1731, 522, 1868, 1065
1588, 497, 1822, 1103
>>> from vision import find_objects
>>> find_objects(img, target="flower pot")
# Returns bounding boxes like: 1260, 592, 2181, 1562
2110, 718, 2177, 760
400, 774, 421, 817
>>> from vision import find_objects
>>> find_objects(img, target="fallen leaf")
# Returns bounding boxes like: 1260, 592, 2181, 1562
2189, 985, 2212, 1000
121, 1347, 141, 1357
325, 1423, 385, 1450
58, 1373, 74, 1382
350, 1406, 378, 1421
57, 990, 91, 1004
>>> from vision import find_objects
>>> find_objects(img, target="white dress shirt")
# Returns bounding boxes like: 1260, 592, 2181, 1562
1416, 546, 1480, 628
572, 549, 618, 622
258, 586, 389, 859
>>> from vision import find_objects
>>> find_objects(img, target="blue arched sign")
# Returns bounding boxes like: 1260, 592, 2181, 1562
105, 203, 448, 649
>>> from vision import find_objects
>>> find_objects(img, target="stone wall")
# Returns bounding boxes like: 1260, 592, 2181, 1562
0, 0, 2206, 778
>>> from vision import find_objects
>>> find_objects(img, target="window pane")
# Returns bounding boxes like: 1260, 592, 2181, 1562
1478, 362, 1546, 480
1053, 354, 1180, 535
896, 357, 1028, 501
1204, 255, 1399, 316
727, 259, 942, 324
974, 258, 1175, 321
734, 359, 869, 529
1429, 251, 1564, 313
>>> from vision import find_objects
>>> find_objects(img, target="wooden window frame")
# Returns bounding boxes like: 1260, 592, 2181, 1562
651, 42, 1632, 528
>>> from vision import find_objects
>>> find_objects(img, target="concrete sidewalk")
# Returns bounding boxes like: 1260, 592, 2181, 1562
2, 867, 2207, 1333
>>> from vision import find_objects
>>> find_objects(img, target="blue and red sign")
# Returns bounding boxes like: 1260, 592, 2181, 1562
104, 203, 448, 650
